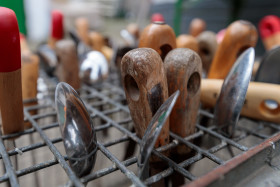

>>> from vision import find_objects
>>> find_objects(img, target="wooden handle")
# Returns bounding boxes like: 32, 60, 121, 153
176, 34, 199, 53
55, 40, 80, 90
0, 7, 24, 135
89, 31, 104, 52
121, 48, 169, 148
164, 48, 202, 154
75, 17, 90, 46
208, 20, 258, 79
201, 79, 280, 124
138, 22, 176, 60
197, 31, 218, 74
259, 15, 280, 50
189, 18, 206, 37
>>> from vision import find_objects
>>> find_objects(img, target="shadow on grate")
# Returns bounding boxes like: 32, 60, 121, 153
0, 72, 280, 187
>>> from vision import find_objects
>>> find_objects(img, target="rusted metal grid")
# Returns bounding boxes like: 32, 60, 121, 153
0, 71, 279, 187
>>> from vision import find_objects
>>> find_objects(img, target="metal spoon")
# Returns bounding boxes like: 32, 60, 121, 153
213, 47, 255, 138
55, 82, 97, 177
138, 90, 180, 180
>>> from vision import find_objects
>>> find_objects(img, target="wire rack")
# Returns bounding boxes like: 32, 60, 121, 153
0, 69, 280, 187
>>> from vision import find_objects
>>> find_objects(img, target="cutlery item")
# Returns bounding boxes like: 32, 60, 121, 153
75, 17, 91, 46
176, 34, 199, 52
0, 7, 24, 135
54, 40, 80, 90
208, 20, 257, 79
138, 22, 176, 60
189, 18, 206, 37
120, 23, 140, 47
55, 82, 97, 177
37, 10, 64, 77
197, 31, 218, 74
164, 48, 202, 153
259, 15, 280, 51
254, 46, 280, 84
138, 90, 180, 180
80, 51, 109, 84
211, 48, 255, 137
121, 48, 169, 186
121, 48, 169, 148
201, 79, 280, 125
89, 31, 113, 63
20, 34, 39, 129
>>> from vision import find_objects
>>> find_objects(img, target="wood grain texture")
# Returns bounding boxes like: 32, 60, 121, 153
176, 34, 199, 52
55, 40, 80, 90
208, 20, 258, 79
121, 48, 169, 148
201, 79, 280, 124
164, 48, 202, 154
138, 22, 176, 60
197, 31, 218, 74
189, 18, 206, 37
0, 69, 24, 135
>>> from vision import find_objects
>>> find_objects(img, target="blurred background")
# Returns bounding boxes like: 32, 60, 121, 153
1, 0, 280, 55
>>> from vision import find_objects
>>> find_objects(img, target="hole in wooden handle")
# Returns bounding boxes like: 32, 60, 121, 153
260, 99, 280, 117
187, 72, 200, 97
124, 74, 140, 101
160, 44, 173, 60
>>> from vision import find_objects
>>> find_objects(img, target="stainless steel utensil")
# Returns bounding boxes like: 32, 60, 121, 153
213, 47, 255, 137
138, 90, 180, 180
55, 82, 97, 177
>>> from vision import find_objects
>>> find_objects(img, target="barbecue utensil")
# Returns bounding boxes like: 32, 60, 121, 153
37, 10, 64, 77
55, 82, 97, 177
164, 48, 202, 153
254, 46, 280, 84
80, 51, 109, 84
75, 17, 91, 46
208, 20, 257, 79
189, 18, 206, 37
54, 40, 80, 90
197, 31, 218, 74
138, 90, 180, 180
176, 34, 199, 52
138, 22, 176, 60
20, 34, 39, 129
0, 7, 24, 135
121, 48, 169, 186
202, 79, 280, 125
212, 47, 255, 137
259, 15, 280, 51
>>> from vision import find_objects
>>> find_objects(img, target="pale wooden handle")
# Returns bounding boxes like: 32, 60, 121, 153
201, 79, 280, 124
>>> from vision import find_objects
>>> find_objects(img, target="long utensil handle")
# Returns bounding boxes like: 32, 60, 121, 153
201, 79, 280, 124
208, 20, 258, 79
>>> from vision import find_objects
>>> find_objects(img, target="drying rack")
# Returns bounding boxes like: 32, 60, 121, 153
0, 68, 279, 187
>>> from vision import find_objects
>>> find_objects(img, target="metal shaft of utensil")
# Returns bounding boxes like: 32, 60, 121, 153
138, 90, 180, 180
213, 47, 255, 137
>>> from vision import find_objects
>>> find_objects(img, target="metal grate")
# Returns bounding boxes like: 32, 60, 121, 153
0, 69, 280, 187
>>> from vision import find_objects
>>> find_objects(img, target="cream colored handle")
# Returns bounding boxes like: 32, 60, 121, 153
201, 79, 280, 124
